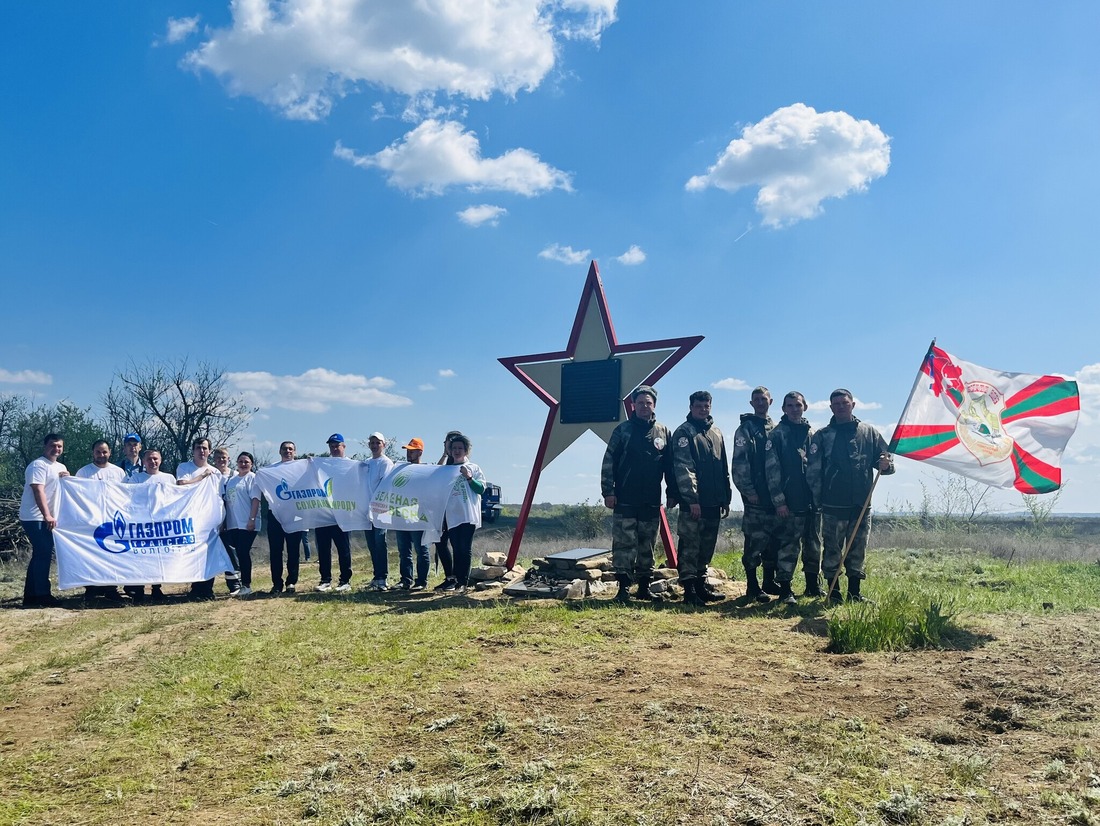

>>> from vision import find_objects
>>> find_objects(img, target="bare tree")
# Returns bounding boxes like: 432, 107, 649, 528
102, 359, 255, 469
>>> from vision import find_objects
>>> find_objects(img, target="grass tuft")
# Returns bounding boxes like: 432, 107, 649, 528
826, 591, 962, 653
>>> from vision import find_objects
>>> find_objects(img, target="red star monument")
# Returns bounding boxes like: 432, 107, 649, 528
499, 261, 703, 570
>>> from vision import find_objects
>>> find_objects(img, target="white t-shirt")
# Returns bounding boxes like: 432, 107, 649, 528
176, 461, 224, 492
225, 472, 260, 531
444, 461, 485, 529
19, 456, 69, 521
125, 471, 176, 486
76, 463, 127, 481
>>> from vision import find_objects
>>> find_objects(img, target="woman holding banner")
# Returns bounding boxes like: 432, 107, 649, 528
434, 434, 485, 594
223, 452, 261, 597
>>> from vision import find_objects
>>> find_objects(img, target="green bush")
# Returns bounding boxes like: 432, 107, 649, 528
827, 592, 960, 653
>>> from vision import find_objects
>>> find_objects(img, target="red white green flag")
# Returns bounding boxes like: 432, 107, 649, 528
889, 344, 1080, 493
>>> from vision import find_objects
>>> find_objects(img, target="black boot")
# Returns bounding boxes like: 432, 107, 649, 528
635, 574, 654, 601
696, 577, 725, 603
803, 571, 824, 598
778, 580, 796, 605
682, 578, 704, 607
825, 576, 844, 604
614, 575, 633, 604
745, 567, 770, 603
761, 565, 780, 595
847, 577, 870, 603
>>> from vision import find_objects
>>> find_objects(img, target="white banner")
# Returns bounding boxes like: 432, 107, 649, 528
255, 458, 373, 531
54, 477, 233, 589
370, 463, 463, 544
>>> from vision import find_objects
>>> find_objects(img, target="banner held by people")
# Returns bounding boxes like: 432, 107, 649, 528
889, 342, 1080, 493
54, 477, 233, 589
370, 463, 463, 544
255, 457, 373, 532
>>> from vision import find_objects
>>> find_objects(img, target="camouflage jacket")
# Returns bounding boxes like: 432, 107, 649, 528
807, 416, 895, 511
764, 416, 814, 513
600, 414, 674, 508
672, 415, 732, 509
731, 413, 774, 510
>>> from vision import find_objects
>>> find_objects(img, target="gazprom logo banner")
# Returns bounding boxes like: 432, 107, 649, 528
53, 477, 233, 589
370, 464, 461, 544
255, 458, 372, 531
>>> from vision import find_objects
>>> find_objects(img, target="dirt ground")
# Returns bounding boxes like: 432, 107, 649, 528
1, 585, 1098, 825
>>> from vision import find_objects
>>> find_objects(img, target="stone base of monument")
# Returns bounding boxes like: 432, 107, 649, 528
468, 551, 526, 592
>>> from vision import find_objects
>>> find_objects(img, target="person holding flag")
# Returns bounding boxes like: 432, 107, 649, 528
806, 389, 894, 604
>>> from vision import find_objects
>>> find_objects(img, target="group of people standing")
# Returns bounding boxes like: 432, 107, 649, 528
17, 429, 487, 607
601, 385, 894, 607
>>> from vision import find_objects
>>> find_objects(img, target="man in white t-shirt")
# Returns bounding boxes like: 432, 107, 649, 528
19, 433, 70, 608
176, 437, 222, 599
363, 432, 395, 591
122, 449, 174, 602
75, 440, 127, 601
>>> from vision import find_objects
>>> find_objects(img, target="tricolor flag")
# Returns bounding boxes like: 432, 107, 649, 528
889, 343, 1080, 493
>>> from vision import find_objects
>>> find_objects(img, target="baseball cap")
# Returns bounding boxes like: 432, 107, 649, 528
368, 432, 385, 442
326, 433, 345, 444
402, 437, 425, 451
123, 433, 141, 443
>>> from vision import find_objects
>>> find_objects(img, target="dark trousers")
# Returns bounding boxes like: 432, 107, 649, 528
21, 520, 54, 601
364, 527, 389, 581
396, 530, 430, 586
267, 516, 302, 589
316, 524, 352, 585
436, 522, 475, 585
223, 528, 257, 587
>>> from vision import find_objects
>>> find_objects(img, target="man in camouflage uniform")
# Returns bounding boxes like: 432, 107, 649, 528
807, 389, 894, 603
764, 391, 823, 604
672, 390, 731, 606
731, 386, 779, 602
601, 385, 675, 603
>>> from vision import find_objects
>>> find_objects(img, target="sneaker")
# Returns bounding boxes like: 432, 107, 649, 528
316, 581, 332, 592
365, 579, 389, 592
399, 580, 414, 591
285, 584, 296, 594
269, 585, 283, 595
237, 586, 253, 597
410, 583, 425, 591
335, 582, 352, 593
434, 578, 457, 592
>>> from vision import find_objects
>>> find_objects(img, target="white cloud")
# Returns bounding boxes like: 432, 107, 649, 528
335, 120, 572, 196
164, 16, 200, 44
807, 397, 882, 412
0, 368, 52, 385
538, 243, 590, 265
418, 383, 436, 392
712, 378, 749, 392
686, 103, 891, 227
438, 369, 456, 378
183, 1, 617, 121
614, 244, 645, 265
226, 367, 412, 413
457, 204, 507, 227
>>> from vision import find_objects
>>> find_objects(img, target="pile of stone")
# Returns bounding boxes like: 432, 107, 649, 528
468, 551, 526, 592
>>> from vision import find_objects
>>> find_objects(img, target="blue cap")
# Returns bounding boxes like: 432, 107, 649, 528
326, 433, 345, 444
123, 433, 141, 443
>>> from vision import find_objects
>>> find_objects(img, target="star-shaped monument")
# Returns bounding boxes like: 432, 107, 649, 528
500, 260, 703, 569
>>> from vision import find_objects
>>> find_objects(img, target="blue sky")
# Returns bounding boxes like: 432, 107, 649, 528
2, 1, 1098, 513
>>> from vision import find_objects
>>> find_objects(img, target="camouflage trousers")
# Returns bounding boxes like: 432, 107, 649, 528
611, 507, 661, 581
821, 507, 872, 583
773, 511, 822, 582
676, 507, 722, 579
741, 505, 780, 570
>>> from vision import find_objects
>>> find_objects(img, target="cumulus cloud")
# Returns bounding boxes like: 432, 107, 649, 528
335, 120, 572, 196
614, 245, 646, 265
182, 1, 617, 121
438, 369, 456, 378
457, 204, 507, 227
0, 368, 52, 385
226, 367, 412, 413
164, 16, 200, 44
686, 103, 891, 227
712, 378, 750, 392
806, 397, 882, 412
418, 383, 436, 392
1063, 363, 1100, 464
538, 243, 590, 265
